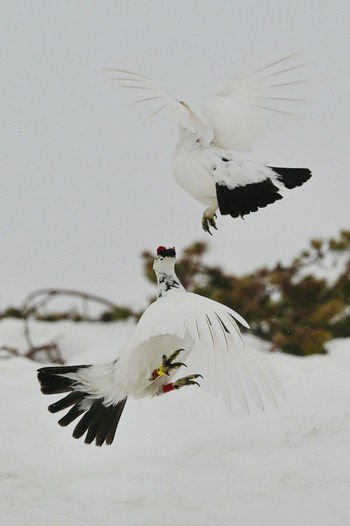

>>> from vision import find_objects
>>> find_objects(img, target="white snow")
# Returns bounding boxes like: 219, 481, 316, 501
1, 319, 350, 526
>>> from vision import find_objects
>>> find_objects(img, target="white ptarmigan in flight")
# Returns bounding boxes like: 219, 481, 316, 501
108, 53, 312, 233
38, 246, 284, 446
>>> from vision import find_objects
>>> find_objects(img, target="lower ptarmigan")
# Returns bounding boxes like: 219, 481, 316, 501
38, 246, 284, 446
109, 53, 312, 233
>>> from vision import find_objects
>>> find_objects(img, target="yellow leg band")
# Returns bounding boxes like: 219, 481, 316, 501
150, 365, 167, 380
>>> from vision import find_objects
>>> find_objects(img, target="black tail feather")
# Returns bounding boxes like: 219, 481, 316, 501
58, 404, 86, 427
270, 166, 312, 189
216, 179, 282, 218
37, 365, 127, 446
73, 400, 104, 440
102, 399, 128, 446
49, 391, 86, 413
216, 166, 311, 219
38, 365, 90, 395
85, 407, 108, 445
72, 398, 127, 446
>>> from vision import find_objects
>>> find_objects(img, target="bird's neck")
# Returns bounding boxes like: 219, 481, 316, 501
156, 271, 184, 298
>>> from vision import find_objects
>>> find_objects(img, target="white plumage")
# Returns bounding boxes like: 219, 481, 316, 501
38, 246, 284, 446
109, 53, 312, 233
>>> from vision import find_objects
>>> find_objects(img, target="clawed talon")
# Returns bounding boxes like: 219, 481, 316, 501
173, 374, 203, 390
150, 350, 202, 390
161, 349, 186, 374
149, 349, 186, 381
202, 209, 218, 235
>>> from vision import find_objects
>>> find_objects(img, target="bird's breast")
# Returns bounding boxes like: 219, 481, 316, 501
171, 149, 218, 207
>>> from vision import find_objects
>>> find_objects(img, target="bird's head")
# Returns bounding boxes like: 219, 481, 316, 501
153, 246, 183, 297
153, 246, 177, 274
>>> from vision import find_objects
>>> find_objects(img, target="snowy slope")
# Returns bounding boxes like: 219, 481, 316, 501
1, 319, 350, 526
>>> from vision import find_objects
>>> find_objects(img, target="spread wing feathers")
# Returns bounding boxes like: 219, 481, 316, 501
202, 52, 310, 152
130, 292, 249, 349
107, 68, 213, 145
186, 329, 285, 414
129, 293, 283, 412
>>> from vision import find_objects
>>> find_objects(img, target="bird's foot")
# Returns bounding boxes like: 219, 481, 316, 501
161, 374, 203, 393
173, 374, 203, 389
202, 208, 218, 235
149, 349, 186, 381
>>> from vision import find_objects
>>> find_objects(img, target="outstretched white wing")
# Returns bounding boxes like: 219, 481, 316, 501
129, 292, 284, 413
107, 68, 213, 145
202, 52, 310, 152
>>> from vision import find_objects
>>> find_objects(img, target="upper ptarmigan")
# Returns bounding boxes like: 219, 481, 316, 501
37, 246, 284, 446
108, 53, 312, 233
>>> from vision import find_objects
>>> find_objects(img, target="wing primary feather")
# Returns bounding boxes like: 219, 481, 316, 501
233, 350, 266, 411
195, 317, 202, 341
130, 96, 162, 105
104, 68, 147, 78
214, 313, 230, 333
263, 79, 310, 88
243, 348, 285, 402
147, 103, 169, 118
109, 77, 145, 83
258, 63, 306, 80
253, 96, 308, 103
221, 353, 235, 412
251, 104, 296, 116
237, 345, 276, 408
205, 315, 215, 347
225, 348, 250, 413
244, 52, 303, 77
225, 313, 248, 346
115, 85, 152, 90
242, 353, 278, 407
220, 305, 250, 329
214, 313, 229, 351
252, 352, 286, 399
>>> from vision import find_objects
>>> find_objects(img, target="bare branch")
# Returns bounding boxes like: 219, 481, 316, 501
20, 288, 125, 364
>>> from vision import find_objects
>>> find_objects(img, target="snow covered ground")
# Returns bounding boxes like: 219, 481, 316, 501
1, 318, 349, 526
